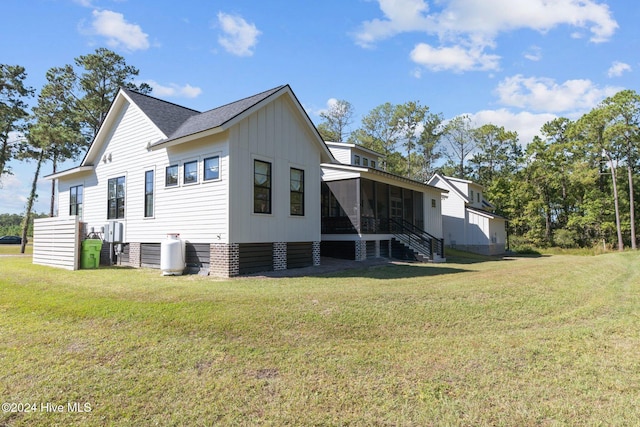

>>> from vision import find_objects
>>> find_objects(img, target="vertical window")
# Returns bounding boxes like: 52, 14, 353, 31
254, 160, 271, 214
477, 193, 480, 203
432, 198, 437, 208
108, 176, 125, 219
204, 156, 220, 181
166, 165, 178, 187
144, 170, 154, 218
184, 160, 198, 184
363, 158, 369, 167
470, 189, 474, 201
354, 155, 361, 165
371, 160, 376, 169
69, 185, 83, 217
290, 168, 304, 216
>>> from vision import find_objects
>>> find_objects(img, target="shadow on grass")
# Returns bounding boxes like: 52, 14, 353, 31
321, 263, 471, 280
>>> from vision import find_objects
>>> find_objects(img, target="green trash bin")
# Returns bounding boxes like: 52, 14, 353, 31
81, 239, 103, 269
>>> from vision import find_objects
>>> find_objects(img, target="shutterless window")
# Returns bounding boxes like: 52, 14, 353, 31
184, 160, 198, 184
432, 198, 437, 208
204, 156, 220, 181
69, 185, 83, 217
254, 160, 271, 214
363, 158, 369, 167
144, 170, 154, 218
165, 165, 178, 187
354, 155, 360, 165
107, 176, 125, 219
290, 168, 304, 216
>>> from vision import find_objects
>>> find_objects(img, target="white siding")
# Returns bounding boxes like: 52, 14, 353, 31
422, 187, 443, 238
228, 95, 322, 243
326, 145, 352, 165
33, 216, 80, 270
57, 100, 230, 244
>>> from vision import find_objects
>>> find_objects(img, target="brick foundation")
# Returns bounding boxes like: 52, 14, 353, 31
355, 240, 367, 261
273, 242, 287, 271
210, 243, 239, 278
312, 241, 321, 266
128, 242, 141, 268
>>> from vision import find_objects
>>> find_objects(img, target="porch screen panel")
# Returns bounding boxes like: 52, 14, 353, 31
414, 191, 424, 230
360, 179, 375, 233
403, 189, 414, 225
325, 179, 359, 233
375, 182, 389, 233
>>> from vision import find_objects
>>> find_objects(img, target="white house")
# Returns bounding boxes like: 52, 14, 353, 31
38, 85, 448, 275
427, 173, 507, 256
44, 85, 334, 276
321, 142, 446, 262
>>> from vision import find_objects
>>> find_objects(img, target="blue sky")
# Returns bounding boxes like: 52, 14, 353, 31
1, 0, 637, 214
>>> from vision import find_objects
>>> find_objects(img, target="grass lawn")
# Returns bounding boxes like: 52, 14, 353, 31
1, 252, 639, 426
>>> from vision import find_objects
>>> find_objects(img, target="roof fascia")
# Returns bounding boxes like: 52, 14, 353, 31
45, 166, 93, 180
81, 89, 168, 166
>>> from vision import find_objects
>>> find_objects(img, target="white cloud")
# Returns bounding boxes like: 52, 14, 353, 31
216, 12, 261, 57
410, 42, 500, 72
90, 9, 150, 51
467, 109, 557, 146
145, 81, 202, 98
523, 46, 542, 62
355, 0, 618, 72
495, 74, 621, 113
607, 61, 631, 78
356, 0, 618, 45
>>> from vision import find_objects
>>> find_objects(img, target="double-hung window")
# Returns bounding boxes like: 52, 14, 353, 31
70, 185, 83, 217
254, 160, 271, 214
107, 176, 126, 219
144, 170, 154, 218
290, 168, 304, 216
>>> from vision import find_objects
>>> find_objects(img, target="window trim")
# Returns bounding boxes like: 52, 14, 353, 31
165, 164, 179, 187
69, 184, 83, 218
290, 167, 305, 216
183, 160, 199, 185
144, 169, 154, 218
107, 176, 126, 220
253, 159, 272, 215
203, 155, 221, 182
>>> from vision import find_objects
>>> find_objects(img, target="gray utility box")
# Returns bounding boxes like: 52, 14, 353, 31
104, 221, 124, 243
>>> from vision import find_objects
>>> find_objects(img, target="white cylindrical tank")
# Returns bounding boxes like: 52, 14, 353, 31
160, 233, 186, 276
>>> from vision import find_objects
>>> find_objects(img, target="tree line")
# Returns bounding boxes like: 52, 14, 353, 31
318, 91, 640, 251
2, 48, 638, 252
1, 48, 150, 252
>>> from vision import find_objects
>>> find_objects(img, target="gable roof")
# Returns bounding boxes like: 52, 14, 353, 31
428, 173, 469, 203
121, 88, 200, 137
46, 84, 334, 180
159, 85, 286, 144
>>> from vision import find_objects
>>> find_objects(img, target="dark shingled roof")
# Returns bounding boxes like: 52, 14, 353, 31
165, 85, 287, 142
122, 88, 201, 137
124, 85, 288, 146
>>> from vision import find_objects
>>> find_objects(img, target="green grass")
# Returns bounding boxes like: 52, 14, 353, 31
2, 252, 640, 426
0, 243, 32, 255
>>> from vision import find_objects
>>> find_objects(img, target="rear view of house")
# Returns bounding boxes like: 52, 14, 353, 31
43, 85, 333, 276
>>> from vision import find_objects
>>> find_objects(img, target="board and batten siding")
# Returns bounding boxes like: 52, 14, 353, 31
33, 216, 81, 270
228, 94, 322, 244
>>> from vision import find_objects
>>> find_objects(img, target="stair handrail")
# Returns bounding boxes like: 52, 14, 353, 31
389, 218, 445, 259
